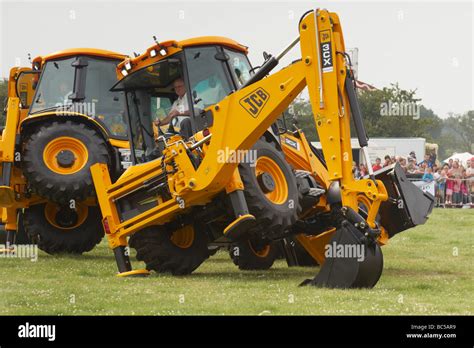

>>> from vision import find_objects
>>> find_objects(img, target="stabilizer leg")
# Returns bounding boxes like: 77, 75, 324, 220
224, 190, 256, 241
113, 246, 150, 278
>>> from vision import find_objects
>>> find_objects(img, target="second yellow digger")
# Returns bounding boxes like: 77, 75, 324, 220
0, 49, 130, 253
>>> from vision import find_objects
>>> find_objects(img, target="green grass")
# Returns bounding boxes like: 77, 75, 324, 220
0, 209, 472, 315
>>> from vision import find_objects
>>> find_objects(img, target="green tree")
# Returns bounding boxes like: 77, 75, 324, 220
357, 83, 442, 141
289, 96, 319, 142
438, 111, 474, 159
287, 83, 444, 145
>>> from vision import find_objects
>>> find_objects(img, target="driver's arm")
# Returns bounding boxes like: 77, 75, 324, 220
155, 109, 179, 126
155, 108, 191, 126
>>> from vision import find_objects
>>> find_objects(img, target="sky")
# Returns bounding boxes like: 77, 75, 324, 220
0, 0, 472, 118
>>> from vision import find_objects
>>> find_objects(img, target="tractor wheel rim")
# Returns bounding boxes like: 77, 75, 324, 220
44, 202, 89, 230
248, 240, 271, 258
255, 156, 288, 204
170, 225, 195, 249
43, 136, 89, 175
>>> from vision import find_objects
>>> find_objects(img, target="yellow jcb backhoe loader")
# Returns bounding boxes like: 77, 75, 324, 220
90, 9, 434, 287
0, 48, 131, 254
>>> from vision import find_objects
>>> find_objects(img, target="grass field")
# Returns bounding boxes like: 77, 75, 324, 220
0, 208, 472, 315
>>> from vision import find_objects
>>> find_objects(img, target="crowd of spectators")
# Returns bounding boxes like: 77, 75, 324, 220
352, 151, 474, 207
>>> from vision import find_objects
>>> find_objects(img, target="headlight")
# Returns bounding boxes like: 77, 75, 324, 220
150, 49, 157, 57
124, 62, 132, 71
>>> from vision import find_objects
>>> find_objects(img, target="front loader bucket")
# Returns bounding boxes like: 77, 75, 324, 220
303, 221, 383, 288
374, 163, 435, 238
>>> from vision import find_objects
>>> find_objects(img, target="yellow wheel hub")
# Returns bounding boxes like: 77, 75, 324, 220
255, 156, 288, 204
44, 202, 89, 230
249, 241, 271, 258
43, 136, 88, 175
170, 225, 195, 249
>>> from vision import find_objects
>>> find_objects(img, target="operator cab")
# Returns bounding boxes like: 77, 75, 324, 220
112, 40, 254, 164
28, 50, 129, 140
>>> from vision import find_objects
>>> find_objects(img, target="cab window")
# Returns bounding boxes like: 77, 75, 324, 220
224, 49, 253, 87
151, 95, 175, 136
151, 96, 173, 123
185, 46, 233, 113
30, 57, 75, 113
84, 58, 127, 138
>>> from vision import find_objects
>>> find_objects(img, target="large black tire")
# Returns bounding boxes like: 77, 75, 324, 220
239, 139, 300, 237
22, 120, 110, 205
129, 224, 210, 275
230, 239, 279, 270
23, 203, 104, 254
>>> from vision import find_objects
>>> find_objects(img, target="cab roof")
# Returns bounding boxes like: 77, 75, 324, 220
33, 48, 127, 66
116, 36, 248, 80
178, 36, 248, 53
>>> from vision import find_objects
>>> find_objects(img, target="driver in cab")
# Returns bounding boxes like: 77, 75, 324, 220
154, 77, 192, 138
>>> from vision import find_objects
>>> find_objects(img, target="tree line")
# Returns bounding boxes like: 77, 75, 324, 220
288, 83, 473, 160
1, 79, 472, 159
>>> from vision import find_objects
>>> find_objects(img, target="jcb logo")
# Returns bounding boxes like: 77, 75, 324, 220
321, 32, 330, 42
239, 88, 270, 118
320, 30, 333, 73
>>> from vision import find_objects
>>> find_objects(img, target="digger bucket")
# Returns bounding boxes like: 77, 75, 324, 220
374, 163, 435, 238
303, 220, 384, 288
303, 163, 434, 288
